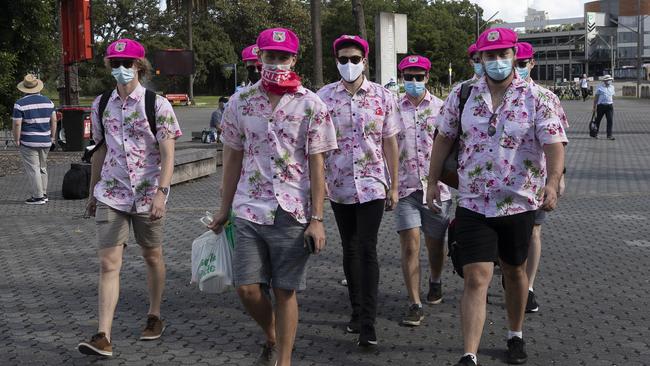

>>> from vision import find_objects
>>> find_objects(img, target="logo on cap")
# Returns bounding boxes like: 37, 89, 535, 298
115, 42, 126, 52
343, 35, 355, 39
487, 31, 500, 42
252, 46, 259, 55
273, 31, 286, 42
408, 56, 418, 63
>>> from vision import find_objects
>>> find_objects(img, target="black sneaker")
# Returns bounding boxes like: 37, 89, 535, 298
25, 197, 45, 205
401, 304, 424, 326
253, 342, 277, 366
43, 194, 48, 202
607, 136, 615, 140
358, 323, 377, 347
454, 355, 477, 366
346, 315, 360, 334
525, 290, 539, 313
426, 281, 442, 304
506, 336, 528, 364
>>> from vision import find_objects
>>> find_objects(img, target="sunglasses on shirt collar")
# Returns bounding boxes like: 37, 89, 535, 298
337, 56, 364, 65
109, 59, 135, 68
403, 74, 427, 82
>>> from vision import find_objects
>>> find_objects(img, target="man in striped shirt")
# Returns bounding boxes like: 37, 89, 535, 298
12, 74, 57, 205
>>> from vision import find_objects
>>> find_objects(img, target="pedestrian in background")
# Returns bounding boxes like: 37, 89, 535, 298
12, 74, 57, 205
592, 74, 616, 140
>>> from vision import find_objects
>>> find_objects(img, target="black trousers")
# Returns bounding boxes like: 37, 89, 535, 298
331, 199, 385, 326
581, 87, 589, 101
595, 103, 614, 137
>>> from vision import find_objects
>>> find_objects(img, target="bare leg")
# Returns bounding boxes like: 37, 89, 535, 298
141, 246, 166, 317
273, 288, 299, 366
97, 245, 124, 341
461, 262, 494, 354
526, 225, 542, 289
501, 261, 528, 332
237, 284, 276, 344
399, 228, 422, 304
425, 236, 446, 282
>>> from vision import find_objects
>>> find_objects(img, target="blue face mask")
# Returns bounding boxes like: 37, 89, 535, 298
516, 66, 530, 80
484, 58, 513, 81
111, 66, 135, 85
404, 81, 426, 97
473, 62, 484, 77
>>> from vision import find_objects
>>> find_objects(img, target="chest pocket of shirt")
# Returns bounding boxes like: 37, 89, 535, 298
502, 120, 533, 149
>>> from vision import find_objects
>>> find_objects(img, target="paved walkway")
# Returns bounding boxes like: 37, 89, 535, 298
1, 99, 649, 365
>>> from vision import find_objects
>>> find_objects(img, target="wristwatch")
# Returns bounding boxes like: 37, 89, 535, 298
310, 215, 323, 222
157, 186, 170, 196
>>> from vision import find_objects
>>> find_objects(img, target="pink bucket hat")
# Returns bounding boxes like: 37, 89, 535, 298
476, 28, 518, 52
242, 44, 260, 62
515, 42, 535, 60
333, 35, 369, 57
467, 43, 478, 57
256, 28, 299, 54
106, 39, 145, 59
398, 55, 431, 72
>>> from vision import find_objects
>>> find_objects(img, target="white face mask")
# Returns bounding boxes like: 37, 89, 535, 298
337, 61, 364, 82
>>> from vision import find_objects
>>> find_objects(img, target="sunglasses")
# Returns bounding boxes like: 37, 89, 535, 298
516, 60, 530, 68
337, 56, 363, 65
403, 74, 426, 82
109, 59, 135, 68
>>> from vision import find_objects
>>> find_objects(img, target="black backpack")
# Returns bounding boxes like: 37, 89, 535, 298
87, 89, 157, 159
62, 163, 92, 199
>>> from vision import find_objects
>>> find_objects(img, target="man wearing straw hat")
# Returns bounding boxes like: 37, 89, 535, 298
12, 74, 57, 205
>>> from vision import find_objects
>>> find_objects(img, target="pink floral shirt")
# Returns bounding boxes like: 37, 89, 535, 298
435, 75, 568, 217
317, 78, 401, 204
397, 92, 452, 203
221, 82, 338, 225
92, 84, 182, 213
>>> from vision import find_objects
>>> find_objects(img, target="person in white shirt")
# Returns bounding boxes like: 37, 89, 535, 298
592, 75, 616, 140
580, 74, 589, 101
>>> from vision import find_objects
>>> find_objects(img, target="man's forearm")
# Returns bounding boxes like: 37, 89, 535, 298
89, 144, 107, 193
12, 122, 20, 143
220, 145, 244, 212
382, 135, 399, 189
309, 153, 326, 217
158, 140, 175, 188
50, 113, 57, 141
427, 136, 455, 184
543, 143, 565, 189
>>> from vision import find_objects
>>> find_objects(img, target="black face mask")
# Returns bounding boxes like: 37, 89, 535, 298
247, 65, 260, 83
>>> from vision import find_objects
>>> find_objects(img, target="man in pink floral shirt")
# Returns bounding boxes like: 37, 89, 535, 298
426, 29, 567, 366
208, 28, 337, 366
394, 55, 452, 328
78, 39, 182, 358
317, 35, 400, 347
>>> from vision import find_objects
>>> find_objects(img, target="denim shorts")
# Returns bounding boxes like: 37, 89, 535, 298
232, 208, 310, 291
395, 190, 452, 240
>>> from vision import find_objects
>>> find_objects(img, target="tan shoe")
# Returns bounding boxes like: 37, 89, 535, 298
140, 314, 166, 340
77, 332, 113, 357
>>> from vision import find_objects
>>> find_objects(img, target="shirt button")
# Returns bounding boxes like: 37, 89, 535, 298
131, 185, 135, 188
273, 175, 277, 179
353, 129, 357, 132
124, 139, 127, 141
270, 156, 274, 160
352, 113, 356, 116
489, 149, 493, 152
275, 193, 279, 197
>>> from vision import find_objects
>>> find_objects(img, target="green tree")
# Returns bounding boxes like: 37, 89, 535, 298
0, 0, 58, 125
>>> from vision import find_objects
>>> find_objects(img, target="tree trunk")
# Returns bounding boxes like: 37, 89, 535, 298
310, 0, 323, 89
351, 0, 369, 77
187, 0, 194, 101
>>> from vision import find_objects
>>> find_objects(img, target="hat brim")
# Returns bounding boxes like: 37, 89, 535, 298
17, 80, 44, 94
399, 65, 430, 72
105, 54, 142, 59
478, 43, 516, 52
242, 57, 258, 62
516, 55, 534, 61
258, 46, 297, 54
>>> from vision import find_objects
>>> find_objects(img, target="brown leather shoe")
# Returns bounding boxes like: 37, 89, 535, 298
140, 314, 165, 340
77, 332, 113, 357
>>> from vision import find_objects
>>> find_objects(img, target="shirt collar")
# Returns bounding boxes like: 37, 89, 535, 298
400, 91, 432, 108
335, 76, 370, 95
110, 83, 145, 103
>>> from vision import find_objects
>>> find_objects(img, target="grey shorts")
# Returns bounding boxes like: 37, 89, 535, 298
534, 209, 547, 225
396, 190, 452, 240
95, 202, 164, 249
232, 208, 310, 291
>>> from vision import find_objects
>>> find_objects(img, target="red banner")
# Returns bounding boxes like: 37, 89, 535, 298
61, 0, 93, 64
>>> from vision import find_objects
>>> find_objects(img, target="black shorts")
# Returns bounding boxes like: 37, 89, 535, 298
454, 206, 535, 266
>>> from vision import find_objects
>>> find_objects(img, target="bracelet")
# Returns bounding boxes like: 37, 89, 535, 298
310, 215, 323, 222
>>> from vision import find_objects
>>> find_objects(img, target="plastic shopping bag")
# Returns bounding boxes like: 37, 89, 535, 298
190, 230, 233, 294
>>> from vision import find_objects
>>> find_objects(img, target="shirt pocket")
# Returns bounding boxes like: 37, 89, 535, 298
501, 120, 533, 149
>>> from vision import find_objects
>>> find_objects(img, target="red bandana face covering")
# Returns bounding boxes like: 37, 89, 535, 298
261, 63, 301, 95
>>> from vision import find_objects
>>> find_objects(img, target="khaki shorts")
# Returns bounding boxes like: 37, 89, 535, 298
95, 203, 164, 249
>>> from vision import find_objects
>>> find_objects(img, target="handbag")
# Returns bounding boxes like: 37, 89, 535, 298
589, 111, 598, 137
439, 81, 475, 189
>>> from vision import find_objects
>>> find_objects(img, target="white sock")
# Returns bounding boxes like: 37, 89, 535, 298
507, 330, 523, 340
463, 353, 478, 364
529, 287, 534, 292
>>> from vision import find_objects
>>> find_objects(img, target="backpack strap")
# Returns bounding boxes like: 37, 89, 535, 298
457, 81, 475, 137
144, 89, 157, 137
89, 90, 114, 154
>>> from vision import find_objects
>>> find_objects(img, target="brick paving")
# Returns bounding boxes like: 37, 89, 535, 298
0, 99, 649, 365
